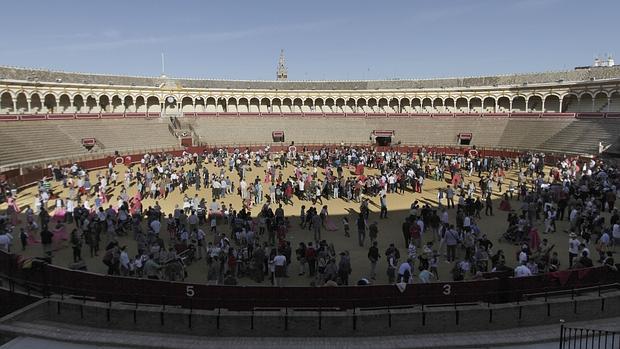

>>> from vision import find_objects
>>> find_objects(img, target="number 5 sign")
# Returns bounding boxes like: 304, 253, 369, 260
186, 286, 195, 297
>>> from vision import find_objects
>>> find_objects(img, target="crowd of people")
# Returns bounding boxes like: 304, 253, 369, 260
1, 144, 619, 288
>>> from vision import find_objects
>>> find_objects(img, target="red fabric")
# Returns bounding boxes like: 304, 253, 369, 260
355, 164, 364, 175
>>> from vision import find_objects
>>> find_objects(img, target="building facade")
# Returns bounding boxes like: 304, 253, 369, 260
1, 65, 620, 116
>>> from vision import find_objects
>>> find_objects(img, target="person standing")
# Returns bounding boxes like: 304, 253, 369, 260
357, 213, 367, 247
368, 241, 380, 280
446, 186, 455, 209
445, 225, 460, 262
273, 250, 287, 287
485, 193, 493, 216
568, 233, 581, 268
312, 213, 322, 242
70, 229, 82, 262
338, 251, 352, 285
380, 194, 388, 219
40, 227, 53, 258
369, 221, 379, 244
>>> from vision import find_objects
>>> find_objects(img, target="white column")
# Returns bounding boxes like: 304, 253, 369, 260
607, 97, 612, 112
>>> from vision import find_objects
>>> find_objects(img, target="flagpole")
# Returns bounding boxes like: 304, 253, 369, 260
161, 53, 165, 75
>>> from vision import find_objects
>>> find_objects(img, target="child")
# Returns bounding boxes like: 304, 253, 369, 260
343, 217, 350, 237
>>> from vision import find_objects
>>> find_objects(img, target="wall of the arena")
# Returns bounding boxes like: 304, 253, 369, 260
1, 251, 619, 312
3, 291, 620, 337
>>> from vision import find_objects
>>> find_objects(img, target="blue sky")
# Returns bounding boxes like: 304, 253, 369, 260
0, 0, 617, 80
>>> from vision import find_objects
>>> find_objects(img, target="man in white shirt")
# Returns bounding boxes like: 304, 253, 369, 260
568, 233, 581, 268
119, 246, 130, 276
514, 261, 532, 277
273, 251, 287, 286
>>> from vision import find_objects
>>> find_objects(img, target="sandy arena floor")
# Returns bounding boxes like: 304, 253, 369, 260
1, 157, 608, 286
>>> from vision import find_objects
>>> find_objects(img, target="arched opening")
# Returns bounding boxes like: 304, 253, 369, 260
302, 98, 314, 112
334, 98, 345, 113
367, 98, 377, 113
146, 96, 160, 113
527, 95, 543, 112
314, 98, 324, 113
111, 95, 123, 113
325, 98, 335, 113
356, 98, 367, 113
345, 98, 356, 113
44, 94, 57, 113
206, 97, 218, 112
59, 94, 71, 113
0, 92, 14, 114
192, 97, 204, 113
433, 98, 443, 113
444, 98, 454, 113
16, 93, 28, 113
236, 98, 248, 113
163, 96, 177, 113
483, 97, 495, 112
293, 98, 303, 113
421, 98, 432, 113
194, 97, 205, 112
260, 98, 270, 113
227, 97, 238, 113
377, 98, 388, 113
512, 96, 526, 112
98, 95, 110, 112
388, 98, 399, 113
135, 96, 146, 113
85, 95, 98, 113
30, 93, 43, 113
216, 97, 227, 112
469, 97, 482, 113
544, 95, 560, 113
411, 98, 421, 112
579, 93, 593, 112
593, 92, 608, 112
455, 97, 468, 113
249, 98, 260, 113
282, 98, 293, 113
610, 91, 620, 112
182, 97, 194, 113
400, 98, 411, 113
123, 96, 134, 112
272, 98, 282, 113
561, 94, 578, 112
497, 97, 510, 112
